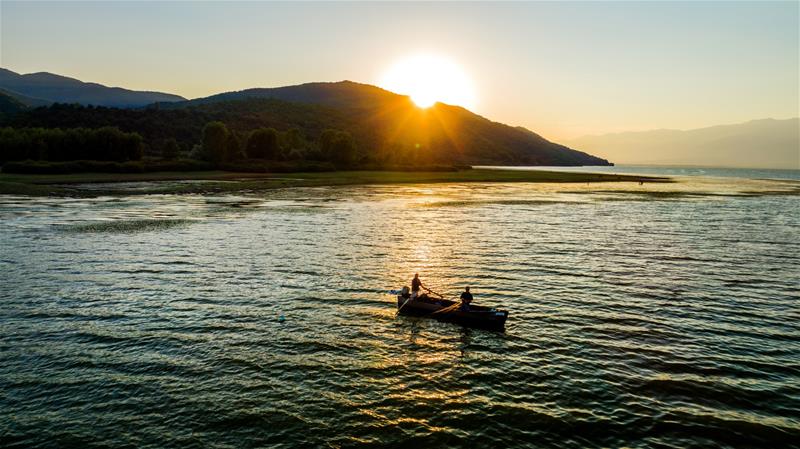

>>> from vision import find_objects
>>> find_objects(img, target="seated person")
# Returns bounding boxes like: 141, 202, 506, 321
460, 286, 473, 310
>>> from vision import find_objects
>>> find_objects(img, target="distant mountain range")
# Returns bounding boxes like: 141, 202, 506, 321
0, 68, 185, 108
565, 119, 800, 169
4, 68, 797, 169
1, 69, 610, 166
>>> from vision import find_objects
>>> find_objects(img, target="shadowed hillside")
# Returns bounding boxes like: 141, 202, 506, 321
0, 88, 51, 109
169, 81, 602, 161
183, 81, 608, 165
0, 90, 28, 116
1, 78, 610, 166
169, 80, 399, 110
47, 81, 608, 165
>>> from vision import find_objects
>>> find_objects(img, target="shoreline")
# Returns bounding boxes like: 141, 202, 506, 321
0, 168, 670, 197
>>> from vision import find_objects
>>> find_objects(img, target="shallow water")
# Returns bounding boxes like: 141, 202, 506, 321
1, 178, 799, 448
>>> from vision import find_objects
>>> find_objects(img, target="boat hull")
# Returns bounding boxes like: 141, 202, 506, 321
396, 295, 508, 331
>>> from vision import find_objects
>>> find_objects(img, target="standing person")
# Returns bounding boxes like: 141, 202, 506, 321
460, 286, 473, 310
411, 273, 424, 299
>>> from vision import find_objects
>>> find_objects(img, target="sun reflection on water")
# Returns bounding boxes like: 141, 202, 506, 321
0, 176, 798, 447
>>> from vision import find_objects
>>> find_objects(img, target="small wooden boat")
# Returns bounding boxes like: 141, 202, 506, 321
396, 294, 509, 331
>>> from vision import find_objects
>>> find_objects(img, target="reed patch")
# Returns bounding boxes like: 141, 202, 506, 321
57, 218, 193, 233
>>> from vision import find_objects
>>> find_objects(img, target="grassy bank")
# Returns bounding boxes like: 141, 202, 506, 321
0, 168, 670, 197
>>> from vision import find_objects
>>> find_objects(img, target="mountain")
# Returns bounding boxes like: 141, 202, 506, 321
0, 90, 29, 116
0, 68, 185, 108
164, 81, 610, 166
168, 80, 399, 110
565, 118, 800, 169
4, 79, 610, 166
0, 88, 51, 108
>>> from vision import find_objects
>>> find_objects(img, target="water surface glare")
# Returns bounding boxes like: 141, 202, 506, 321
1, 180, 799, 448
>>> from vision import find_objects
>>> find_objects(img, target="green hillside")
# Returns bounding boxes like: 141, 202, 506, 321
3, 81, 610, 166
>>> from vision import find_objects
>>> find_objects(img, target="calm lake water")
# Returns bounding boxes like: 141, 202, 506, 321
478, 165, 800, 181
1, 175, 799, 448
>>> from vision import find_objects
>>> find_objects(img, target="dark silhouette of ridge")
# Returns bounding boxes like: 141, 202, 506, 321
3, 76, 611, 166
161, 80, 611, 166
171, 80, 397, 110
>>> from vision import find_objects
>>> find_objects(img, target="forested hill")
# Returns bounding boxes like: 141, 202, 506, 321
168, 81, 610, 165
164, 81, 399, 110
2, 80, 611, 166
0, 90, 28, 116
0, 88, 50, 109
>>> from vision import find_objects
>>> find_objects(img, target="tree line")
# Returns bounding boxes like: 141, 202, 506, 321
0, 121, 359, 168
0, 98, 458, 166
0, 99, 475, 172
0, 127, 143, 163
191, 122, 357, 165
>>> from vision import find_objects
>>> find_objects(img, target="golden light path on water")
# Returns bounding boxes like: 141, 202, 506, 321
0, 175, 798, 448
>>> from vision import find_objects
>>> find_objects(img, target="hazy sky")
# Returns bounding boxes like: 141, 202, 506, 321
1, 1, 797, 140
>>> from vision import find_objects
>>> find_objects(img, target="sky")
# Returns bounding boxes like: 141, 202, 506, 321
1, 1, 798, 140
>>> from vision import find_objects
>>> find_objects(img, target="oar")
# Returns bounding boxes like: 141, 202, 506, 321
424, 286, 445, 299
396, 286, 456, 316
396, 294, 414, 314
431, 302, 462, 315
397, 286, 446, 315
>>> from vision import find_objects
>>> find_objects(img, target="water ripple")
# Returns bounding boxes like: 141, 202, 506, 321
1, 180, 799, 448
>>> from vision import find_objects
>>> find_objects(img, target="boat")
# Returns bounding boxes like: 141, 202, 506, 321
396, 293, 509, 331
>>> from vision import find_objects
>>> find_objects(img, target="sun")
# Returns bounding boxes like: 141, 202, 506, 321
379, 54, 476, 110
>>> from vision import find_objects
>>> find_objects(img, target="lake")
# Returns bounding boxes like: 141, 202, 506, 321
476, 164, 800, 181
1, 174, 798, 448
